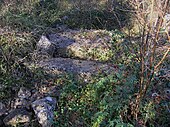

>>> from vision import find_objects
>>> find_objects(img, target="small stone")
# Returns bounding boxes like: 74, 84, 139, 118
37, 29, 113, 61
46, 97, 53, 102
31, 97, 57, 127
37, 110, 52, 126
12, 98, 30, 109
18, 87, 31, 99
36, 36, 56, 56
3, 108, 31, 126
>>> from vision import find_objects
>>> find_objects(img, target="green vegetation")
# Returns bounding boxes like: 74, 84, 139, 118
53, 69, 136, 127
0, 0, 169, 127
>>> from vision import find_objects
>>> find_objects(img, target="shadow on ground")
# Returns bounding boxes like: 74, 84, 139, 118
0, 0, 133, 31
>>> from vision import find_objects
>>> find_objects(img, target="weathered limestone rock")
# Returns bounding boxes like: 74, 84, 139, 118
9, 87, 31, 110
36, 57, 117, 82
18, 87, 31, 99
37, 29, 113, 61
55, 30, 113, 61
3, 108, 31, 126
31, 97, 57, 127
36, 35, 56, 56
47, 33, 75, 57
12, 98, 30, 109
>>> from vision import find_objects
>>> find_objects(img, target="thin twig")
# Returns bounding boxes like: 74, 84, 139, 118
155, 47, 170, 69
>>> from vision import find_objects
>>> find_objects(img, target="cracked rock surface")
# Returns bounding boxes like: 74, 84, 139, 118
36, 29, 113, 62
2, 27, 118, 127
36, 57, 117, 82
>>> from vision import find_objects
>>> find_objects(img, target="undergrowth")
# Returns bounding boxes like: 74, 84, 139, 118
53, 70, 137, 127
0, 0, 169, 127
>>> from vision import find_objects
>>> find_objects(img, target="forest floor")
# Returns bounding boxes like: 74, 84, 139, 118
0, 1, 169, 127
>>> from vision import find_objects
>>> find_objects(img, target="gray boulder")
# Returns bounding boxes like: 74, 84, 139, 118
36, 29, 113, 62
9, 87, 31, 110
48, 30, 113, 61
36, 36, 56, 56
31, 97, 57, 127
18, 87, 31, 99
12, 98, 30, 109
3, 108, 31, 126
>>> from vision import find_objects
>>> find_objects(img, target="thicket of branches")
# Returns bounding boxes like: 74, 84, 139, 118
128, 0, 170, 119
0, 0, 169, 126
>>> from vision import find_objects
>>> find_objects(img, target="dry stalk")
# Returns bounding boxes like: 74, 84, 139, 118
131, 0, 170, 120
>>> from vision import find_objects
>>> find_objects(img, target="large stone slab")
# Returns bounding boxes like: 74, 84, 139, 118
36, 57, 117, 82
37, 29, 113, 61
